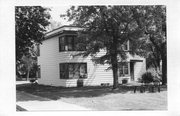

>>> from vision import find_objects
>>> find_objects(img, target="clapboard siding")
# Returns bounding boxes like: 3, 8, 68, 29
38, 35, 114, 87
38, 31, 146, 87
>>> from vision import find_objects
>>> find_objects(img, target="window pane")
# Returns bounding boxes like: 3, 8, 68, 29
60, 64, 68, 79
74, 64, 80, 78
119, 65, 123, 76
124, 63, 129, 75
59, 37, 65, 51
68, 64, 74, 79
80, 64, 87, 78
123, 41, 128, 50
60, 64, 64, 78
67, 36, 74, 51
60, 63, 87, 79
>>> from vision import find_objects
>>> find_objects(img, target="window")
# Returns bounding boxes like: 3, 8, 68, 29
123, 41, 128, 50
67, 36, 74, 51
60, 63, 68, 79
60, 63, 87, 79
117, 41, 129, 51
59, 35, 86, 52
59, 36, 65, 51
118, 63, 129, 76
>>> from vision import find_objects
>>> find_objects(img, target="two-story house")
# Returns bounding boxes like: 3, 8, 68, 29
37, 25, 146, 87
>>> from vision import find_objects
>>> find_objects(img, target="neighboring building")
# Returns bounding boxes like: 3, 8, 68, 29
37, 25, 146, 87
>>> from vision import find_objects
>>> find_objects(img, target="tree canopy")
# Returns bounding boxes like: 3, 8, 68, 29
65, 5, 167, 87
15, 6, 51, 62
138, 6, 167, 84
65, 6, 148, 88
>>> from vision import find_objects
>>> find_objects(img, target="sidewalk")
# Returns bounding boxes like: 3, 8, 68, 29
16, 81, 30, 85
16, 91, 91, 111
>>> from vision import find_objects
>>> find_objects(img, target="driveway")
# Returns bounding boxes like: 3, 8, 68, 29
16, 91, 91, 111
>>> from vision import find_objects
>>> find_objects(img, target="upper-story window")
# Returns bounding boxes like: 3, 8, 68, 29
59, 35, 86, 52
67, 36, 74, 51
123, 41, 129, 50
59, 36, 66, 51
118, 41, 129, 51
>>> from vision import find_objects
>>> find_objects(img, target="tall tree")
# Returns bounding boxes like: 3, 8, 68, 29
46, 19, 62, 31
136, 6, 167, 85
15, 6, 51, 62
65, 6, 145, 89
21, 53, 36, 80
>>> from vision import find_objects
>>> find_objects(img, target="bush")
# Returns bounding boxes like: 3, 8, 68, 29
141, 72, 154, 84
122, 78, 128, 84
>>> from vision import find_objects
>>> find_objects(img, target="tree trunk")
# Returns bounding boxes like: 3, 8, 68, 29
111, 36, 119, 89
161, 57, 167, 85
112, 56, 119, 89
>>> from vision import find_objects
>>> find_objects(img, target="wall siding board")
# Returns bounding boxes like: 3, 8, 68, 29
38, 33, 146, 87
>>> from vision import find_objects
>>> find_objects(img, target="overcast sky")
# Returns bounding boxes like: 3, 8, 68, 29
49, 6, 73, 25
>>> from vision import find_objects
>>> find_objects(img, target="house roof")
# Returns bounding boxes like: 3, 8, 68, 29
44, 25, 82, 40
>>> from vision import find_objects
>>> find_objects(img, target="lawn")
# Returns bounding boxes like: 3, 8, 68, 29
16, 84, 167, 110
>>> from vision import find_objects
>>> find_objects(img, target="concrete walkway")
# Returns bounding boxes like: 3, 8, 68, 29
16, 81, 31, 85
16, 91, 91, 111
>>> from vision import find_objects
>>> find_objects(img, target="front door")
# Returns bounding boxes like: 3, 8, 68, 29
130, 62, 134, 81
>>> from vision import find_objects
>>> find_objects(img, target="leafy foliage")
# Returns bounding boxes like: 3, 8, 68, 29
15, 6, 51, 62
140, 69, 161, 84
136, 6, 167, 84
64, 5, 167, 87
140, 72, 154, 83
64, 6, 148, 89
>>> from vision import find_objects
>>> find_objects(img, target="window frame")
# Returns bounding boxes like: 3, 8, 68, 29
59, 63, 87, 79
117, 41, 129, 51
59, 36, 66, 51
123, 41, 129, 51
118, 62, 130, 77
59, 35, 86, 52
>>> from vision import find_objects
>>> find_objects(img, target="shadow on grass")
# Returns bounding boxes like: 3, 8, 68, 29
16, 83, 167, 101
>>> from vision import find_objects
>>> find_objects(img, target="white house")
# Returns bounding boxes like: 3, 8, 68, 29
37, 25, 146, 87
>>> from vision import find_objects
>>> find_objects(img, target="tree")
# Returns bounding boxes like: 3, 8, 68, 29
15, 6, 51, 62
21, 54, 36, 80
65, 6, 145, 89
136, 6, 167, 85
46, 19, 62, 31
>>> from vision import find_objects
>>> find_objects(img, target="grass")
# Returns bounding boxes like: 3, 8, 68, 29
16, 84, 167, 110
61, 91, 167, 110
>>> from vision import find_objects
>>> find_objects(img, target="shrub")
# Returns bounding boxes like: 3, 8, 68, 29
141, 72, 154, 84
122, 78, 128, 84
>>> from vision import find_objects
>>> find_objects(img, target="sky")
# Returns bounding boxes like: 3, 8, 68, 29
48, 6, 73, 25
